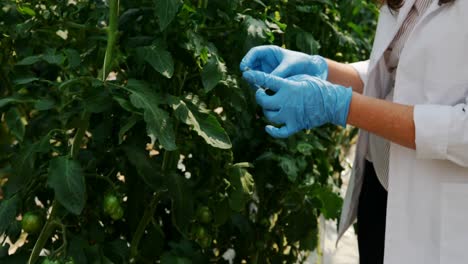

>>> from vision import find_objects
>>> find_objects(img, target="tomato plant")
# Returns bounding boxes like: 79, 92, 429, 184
0, 0, 377, 263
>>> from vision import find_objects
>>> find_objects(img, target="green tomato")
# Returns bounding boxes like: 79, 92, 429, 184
103, 194, 120, 215
194, 225, 207, 240
196, 206, 212, 224
41, 258, 60, 264
110, 206, 124, 221
21, 212, 43, 234
197, 234, 212, 249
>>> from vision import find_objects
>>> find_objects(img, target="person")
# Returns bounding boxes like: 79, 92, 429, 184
239, 0, 468, 263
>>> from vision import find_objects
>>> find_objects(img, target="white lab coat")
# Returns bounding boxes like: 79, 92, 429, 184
338, 1, 468, 263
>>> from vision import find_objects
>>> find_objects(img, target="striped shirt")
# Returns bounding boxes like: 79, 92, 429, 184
368, 0, 433, 190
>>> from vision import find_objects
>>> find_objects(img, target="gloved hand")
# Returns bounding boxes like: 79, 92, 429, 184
242, 71, 353, 138
239, 45, 328, 80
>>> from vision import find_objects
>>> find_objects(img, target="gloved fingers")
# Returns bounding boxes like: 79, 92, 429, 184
240, 45, 278, 72
243, 70, 296, 93
270, 62, 291, 78
265, 125, 295, 138
256, 88, 280, 111
286, 74, 315, 82
263, 109, 282, 124
242, 71, 262, 91
310, 55, 329, 80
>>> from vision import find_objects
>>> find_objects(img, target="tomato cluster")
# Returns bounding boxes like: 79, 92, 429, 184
191, 206, 213, 248
103, 194, 124, 221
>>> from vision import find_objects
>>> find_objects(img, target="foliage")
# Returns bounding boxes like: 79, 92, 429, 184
0, 0, 378, 263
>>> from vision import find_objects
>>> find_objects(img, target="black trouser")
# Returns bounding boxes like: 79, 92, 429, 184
357, 161, 388, 264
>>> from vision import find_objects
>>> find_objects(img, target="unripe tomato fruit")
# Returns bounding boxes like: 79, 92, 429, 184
198, 235, 212, 248
110, 206, 124, 221
41, 259, 60, 264
21, 212, 42, 234
103, 194, 120, 215
196, 206, 212, 224
194, 225, 207, 240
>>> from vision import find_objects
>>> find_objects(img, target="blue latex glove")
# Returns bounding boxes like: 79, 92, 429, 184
242, 71, 353, 138
239, 45, 328, 80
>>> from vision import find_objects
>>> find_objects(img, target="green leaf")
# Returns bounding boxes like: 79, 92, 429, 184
136, 45, 174, 78
278, 156, 299, 182
5, 220, 21, 243
112, 95, 140, 113
170, 97, 231, 149
201, 56, 226, 92
118, 115, 141, 144
300, 229, 319, 251
16, 5, 35, 16
284, 209, 317, 243
244, 16, 270, 40
47, 157, 86, 215
154, 0, 182, 31
0, 244, 10, 258
83, 86, 112, 113
228, 163, 255, 212
0, 98, 17, 108
213, 199, 231, 226
313, 187, 343, 219
160, 253, 191, 264
16, 55, 42, 66
42, 51, 65, 65
34, 98, 56, 111
230, 213, 254, 239
139, 226, 165, 259
5, 108, 25, 141
123, 145, 165, 191
12, 75, 39, 85
296, 30, 321, 55
0, 97, 33, 108
0, 196, 19, 235
104, 239, 131, 263
64, 49, 81, 68
3, 144, 37, 198
167, 172, 194, 235
183, 31, 207, 58
252, 0, 267, 8
296, 142, 314, 156
127, 80, 176, 151
16, 50, 64, 66
0, 253, 29, 263
68, 235, 88, 264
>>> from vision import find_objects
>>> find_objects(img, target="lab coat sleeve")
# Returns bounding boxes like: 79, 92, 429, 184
349, 60, 370, 87
414, 100, 468, 167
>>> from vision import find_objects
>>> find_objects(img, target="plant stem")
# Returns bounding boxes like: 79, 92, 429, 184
71, 112, 90, 159
130, 120, 179, 259
27, 201, 60, 264
71, 0, 119, 159
129, 193, 160, 260
102, 0, 119, 81
28, 2, 121, 263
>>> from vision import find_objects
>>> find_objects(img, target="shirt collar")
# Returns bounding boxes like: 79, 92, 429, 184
415, 0, 434, 15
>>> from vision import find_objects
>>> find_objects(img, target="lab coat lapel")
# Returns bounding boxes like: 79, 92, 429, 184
368, 0, 416, 72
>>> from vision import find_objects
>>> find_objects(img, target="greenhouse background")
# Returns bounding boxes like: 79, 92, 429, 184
0, 0, 378, 263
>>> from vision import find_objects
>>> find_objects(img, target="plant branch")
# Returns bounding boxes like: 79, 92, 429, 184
86, 170, 118, 190
27, 201, 60, 264
50, 222, 67, 258
70, 112, 90, 159
102, 0, 119, 81
129, 192, 161, 260
71, 0, 119, 159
